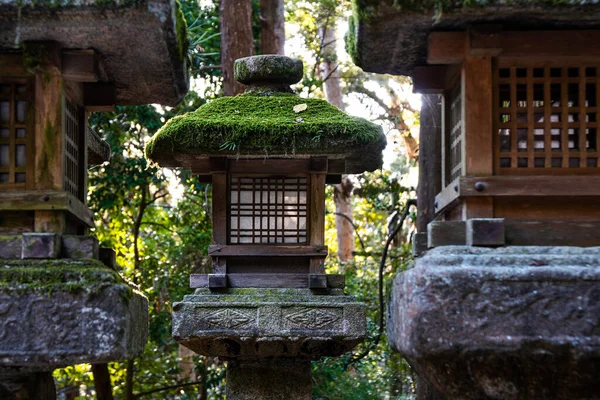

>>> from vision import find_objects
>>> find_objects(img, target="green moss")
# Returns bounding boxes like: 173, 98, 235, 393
146, 92, 384, 160
0, 259, 133, 298
174, 0, 189, 61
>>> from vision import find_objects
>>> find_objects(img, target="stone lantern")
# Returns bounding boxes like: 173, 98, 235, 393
146, 55, 386, 399
0, 0, 188, 398
347, 2, 600, 399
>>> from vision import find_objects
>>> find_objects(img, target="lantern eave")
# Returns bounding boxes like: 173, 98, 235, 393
145, 92, 386, 174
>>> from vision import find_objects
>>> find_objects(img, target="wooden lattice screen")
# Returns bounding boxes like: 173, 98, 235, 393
445, 82, 463, 185
495, 64, 599, 173
0, 82, 29, 186
63, 98, 82, 199
229, 176, 308, 244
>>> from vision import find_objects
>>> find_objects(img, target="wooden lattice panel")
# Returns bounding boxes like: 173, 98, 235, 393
0, 82, 30, 186
229, 176, 308, 244
63, 99, 81, 198
447, 83, 463, 184
495, 64, 599, 173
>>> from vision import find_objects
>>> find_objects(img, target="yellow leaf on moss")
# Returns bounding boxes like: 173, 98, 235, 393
293, 103, 308, 113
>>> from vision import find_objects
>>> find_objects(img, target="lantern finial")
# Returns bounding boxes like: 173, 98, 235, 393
234, 55, 303, 93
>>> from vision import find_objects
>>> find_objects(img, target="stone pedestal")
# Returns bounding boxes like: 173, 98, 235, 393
0, 259, 148, 398
388, 246, 600, 399
173, 288, 365, 396
226, 359, 312, 400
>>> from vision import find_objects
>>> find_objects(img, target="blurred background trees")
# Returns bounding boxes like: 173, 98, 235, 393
53, 0, 420, 398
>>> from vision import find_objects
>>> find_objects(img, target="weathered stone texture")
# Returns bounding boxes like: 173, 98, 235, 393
173, 289, 365, 360
388, 246, 600, 399
61, 235, 99, 259
234, 55, 303, 85
226, 359, 312, 400
0, 280, 148, 368
0, 236, 21, 259
21, 233, 61, 259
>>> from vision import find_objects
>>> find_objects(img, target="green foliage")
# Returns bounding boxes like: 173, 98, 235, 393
145, 92, 384, 160
315, 170, 417, 399
182, 0, 221, 76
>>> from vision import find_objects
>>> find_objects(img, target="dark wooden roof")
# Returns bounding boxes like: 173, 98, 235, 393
0, 0, 189, 106
348, 1, 600, 76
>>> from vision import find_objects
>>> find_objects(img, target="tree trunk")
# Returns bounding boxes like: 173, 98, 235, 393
91, 363, 113, 400
178, 345, 197, 382
318, 21, 343, 110
317, 16, 354, 261
259, 0, 285, 55
125, 359, 134, 400
334, 176, 354, 261
220, 0, 253, 96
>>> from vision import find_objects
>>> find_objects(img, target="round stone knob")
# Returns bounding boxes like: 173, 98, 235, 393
234, 55, 303, 86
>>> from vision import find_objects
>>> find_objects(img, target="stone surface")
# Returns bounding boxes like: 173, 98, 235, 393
388, 246, 600, 399
21, 233, 61, 259
466, 218, 505, 247
0, 236, 21, 259
173, 288, 365, 360
226, 359, 311, 400
62, 235, 99, 259
0, 260, 148, 368
0, 0, 188, 106
234, 55, 303, 86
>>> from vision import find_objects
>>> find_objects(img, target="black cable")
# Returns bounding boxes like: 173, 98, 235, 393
332, 211, 367, 254
343, 198, 417, 369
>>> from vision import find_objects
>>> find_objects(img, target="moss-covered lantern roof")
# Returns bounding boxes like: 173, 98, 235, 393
146, 55, 386, 174
347, 0, 600, 76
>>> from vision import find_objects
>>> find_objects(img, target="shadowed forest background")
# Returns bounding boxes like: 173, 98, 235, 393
53, 0, 420, 398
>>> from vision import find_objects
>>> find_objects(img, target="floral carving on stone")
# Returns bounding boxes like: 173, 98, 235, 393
204, 309, 255, 329
284, 308, 340, 329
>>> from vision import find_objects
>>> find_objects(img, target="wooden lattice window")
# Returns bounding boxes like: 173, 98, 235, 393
495, 64, 599, 173
63, 98, 83, 199
445, 82, 463, 185
0, 82, 30, 186
229, 176, 308, 244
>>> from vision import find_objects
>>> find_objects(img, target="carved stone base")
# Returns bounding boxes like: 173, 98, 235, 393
388, 246, 600, 399
0, 259, 148, 369
226, 359, 311, 400
173, 288, 365, 359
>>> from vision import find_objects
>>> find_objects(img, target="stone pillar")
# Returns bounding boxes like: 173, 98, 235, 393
387, 246, 600, 399
226, 359, 312, 400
